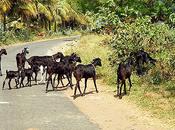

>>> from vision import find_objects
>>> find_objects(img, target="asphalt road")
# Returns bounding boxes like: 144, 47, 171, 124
0, 36, 100, 130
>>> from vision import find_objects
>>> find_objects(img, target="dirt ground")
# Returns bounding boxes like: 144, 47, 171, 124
49, 41, 174, 130
63, 79, 173, 130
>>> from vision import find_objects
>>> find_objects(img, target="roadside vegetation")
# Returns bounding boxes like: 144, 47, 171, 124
1, 0, 175, 126
68, 33, 175, 126
0, 0, 89, 45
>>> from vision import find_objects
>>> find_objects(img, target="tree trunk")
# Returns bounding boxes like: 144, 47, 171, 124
54, 21, 57, 32
3, 13, 7, 32
48, 21, 51, 30
44, 19, 48, 31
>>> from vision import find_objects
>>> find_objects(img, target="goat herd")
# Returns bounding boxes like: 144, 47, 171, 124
0, 47, 156, 99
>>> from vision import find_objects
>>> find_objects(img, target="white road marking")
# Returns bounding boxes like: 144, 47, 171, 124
0, 102, 9, 104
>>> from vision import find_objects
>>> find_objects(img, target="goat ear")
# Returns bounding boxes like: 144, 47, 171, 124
6, 70, 8, 73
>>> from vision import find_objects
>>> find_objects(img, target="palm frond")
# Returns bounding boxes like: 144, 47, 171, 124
0, 0, 12, 13
38, 2, 53, 21
18, 2, 37, 17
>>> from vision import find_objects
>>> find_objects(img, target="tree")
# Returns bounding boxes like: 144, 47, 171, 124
0, 0, 12, 31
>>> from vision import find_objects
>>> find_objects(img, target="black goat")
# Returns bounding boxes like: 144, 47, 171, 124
27, 52, 64, 83
0, 49, 7, 76
117, 57, 135, 98
73, 58, 102, 99
31, 65, 40, 84
130, 49, 156, 76
46, 55, 80, 92
2, 70, 20, 90
19, 67, 37, 87
54, 53, 82, 87
16, 47, 29, 71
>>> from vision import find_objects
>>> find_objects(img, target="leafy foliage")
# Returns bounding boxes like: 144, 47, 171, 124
108, 16, 175, 82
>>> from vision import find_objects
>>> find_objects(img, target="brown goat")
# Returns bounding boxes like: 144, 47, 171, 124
117, 57, 134, 99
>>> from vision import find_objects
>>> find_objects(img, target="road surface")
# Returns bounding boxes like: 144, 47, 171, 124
0, 36, 100, 130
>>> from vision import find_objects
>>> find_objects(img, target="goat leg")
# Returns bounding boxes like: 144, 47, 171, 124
20, 78, 25, 88
46, 78, 50, 92
8, 79, 12, 90
93, 76, 98, 93
2, 78, 7, 90
53, 74, 57, 87
73, 83, 78, 99
69, 73, 73, 87
0, 60, 2, 76
61, 79, 64, 87
123, 81, 127, 95
15, 79, 18, 89
117, 78, 120, 96
128, 77, 132, 91
34, 72, 38, 84
0, 69, 2, 76
66, 74, 73, 89
56, 74, 63, 88
83, 78, 88, 95
119, 83, 123, 98
29, 77, 32, 87
25, 77, 29, 86
77, 81, 83, 96
51, 77, 55, 91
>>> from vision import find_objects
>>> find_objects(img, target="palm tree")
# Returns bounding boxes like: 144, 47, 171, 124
1, 0, 89, 32
57, 1, 88, 29
37, 1, 53, 30
0, 0, 12, 31
0, 0, 37, 31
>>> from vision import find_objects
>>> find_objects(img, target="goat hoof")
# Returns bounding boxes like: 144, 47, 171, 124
119, 96, 122, 99
73, 96, 76, 100
96, 90, 99, 93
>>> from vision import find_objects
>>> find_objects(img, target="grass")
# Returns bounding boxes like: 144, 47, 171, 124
129, 76, 175, 126
66, 34, 175, 128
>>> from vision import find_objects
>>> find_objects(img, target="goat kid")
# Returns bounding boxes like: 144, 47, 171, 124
19, 67, 36, 88
2, 70, 20, 90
